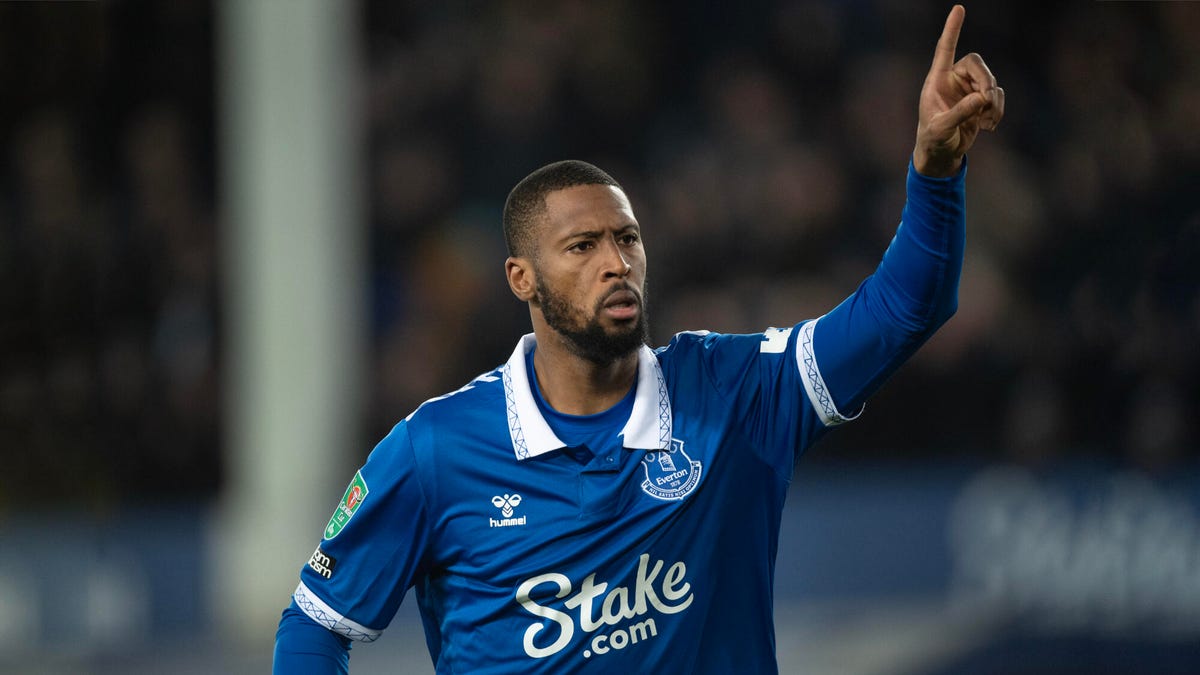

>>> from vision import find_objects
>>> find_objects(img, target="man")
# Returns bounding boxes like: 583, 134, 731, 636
274, 5, 1003, 673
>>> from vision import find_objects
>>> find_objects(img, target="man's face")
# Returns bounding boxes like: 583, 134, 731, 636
530, 184, 648, 364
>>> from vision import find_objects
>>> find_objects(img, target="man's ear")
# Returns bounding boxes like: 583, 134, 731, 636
506, 257, 537, 302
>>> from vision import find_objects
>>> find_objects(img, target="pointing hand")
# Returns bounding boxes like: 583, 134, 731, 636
913, 5, 1005, 177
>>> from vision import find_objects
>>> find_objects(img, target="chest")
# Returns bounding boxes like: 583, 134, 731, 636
429, 411, 772, 589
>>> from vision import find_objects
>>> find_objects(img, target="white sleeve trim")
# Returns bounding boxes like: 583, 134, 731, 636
294, 581, 382, 643
796, 319, 863, 427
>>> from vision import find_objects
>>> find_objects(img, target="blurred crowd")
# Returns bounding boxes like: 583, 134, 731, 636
1, 1, 1196, 510
0, 2, 219, 508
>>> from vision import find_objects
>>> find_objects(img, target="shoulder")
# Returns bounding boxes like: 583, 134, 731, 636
392, 367, 509, 462
403, 367, 506, 426
655, 324, 811, 393
656, 327, 798, 362
654, 329, 717, 360
653, 329, 752, 386
352, 368, 511, 514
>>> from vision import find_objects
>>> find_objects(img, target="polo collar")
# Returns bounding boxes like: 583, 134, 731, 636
501, 333, 673, 460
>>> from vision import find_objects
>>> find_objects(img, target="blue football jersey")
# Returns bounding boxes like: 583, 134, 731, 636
295, 324, 853, 673
285, 161, 967, 674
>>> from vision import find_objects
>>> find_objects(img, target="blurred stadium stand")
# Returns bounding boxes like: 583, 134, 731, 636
0, 0, 1196, 672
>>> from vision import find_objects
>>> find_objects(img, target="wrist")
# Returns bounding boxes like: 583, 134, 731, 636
912, 147, 963, 178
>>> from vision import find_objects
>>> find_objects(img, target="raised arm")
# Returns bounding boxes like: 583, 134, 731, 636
804, 5, 1004, 426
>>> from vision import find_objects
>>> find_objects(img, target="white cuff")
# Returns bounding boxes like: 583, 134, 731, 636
796, 319, 863, 427
294, 581, 382, 643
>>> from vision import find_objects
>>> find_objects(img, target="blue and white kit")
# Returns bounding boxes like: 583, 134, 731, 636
274, 161, 967, 674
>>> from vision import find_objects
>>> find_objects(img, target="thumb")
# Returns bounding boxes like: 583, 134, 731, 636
937, 91, 988, 131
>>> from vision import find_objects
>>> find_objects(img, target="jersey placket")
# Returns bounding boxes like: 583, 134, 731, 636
576, 444, 629, 519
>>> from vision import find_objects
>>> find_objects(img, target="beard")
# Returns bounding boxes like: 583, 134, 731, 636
536, 280, 649, 365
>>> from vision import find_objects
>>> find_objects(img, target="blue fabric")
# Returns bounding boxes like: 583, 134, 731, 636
273, 601, 351, 674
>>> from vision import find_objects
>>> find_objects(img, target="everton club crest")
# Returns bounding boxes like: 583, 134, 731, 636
640, 439, 702, 501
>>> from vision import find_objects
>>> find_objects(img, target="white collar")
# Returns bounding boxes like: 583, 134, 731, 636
501, 333, 673, 460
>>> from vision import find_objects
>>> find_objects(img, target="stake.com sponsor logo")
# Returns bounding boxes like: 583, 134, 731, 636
515, 553, 693, 659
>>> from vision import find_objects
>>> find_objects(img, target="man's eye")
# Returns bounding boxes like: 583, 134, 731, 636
570, 241, 594, 252
621, 234, 639, 245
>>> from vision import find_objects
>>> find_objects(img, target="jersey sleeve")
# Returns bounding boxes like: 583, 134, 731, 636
289, 420, 436, 643
811, 158, 966, 415
273, 600, 351, 674
672, 159, 966, 473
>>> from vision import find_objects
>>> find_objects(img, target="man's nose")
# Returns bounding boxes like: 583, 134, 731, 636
602, 239, 632, 278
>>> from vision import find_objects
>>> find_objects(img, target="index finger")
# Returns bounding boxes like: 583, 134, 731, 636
932, 5, 965, 71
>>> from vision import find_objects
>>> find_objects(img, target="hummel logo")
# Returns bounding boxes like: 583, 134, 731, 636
490, 493, 526, 528
492, 493, 522, 517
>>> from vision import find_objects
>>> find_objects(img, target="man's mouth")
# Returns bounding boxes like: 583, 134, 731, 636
601, 289, 640, 320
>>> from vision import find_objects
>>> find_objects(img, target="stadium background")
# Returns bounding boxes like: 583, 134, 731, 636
0, 1, 1197, 673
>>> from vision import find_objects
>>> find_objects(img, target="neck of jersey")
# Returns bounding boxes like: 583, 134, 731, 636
527, 347, 636, 464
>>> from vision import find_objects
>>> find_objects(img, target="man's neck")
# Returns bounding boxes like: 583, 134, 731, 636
531, 334, 639, 416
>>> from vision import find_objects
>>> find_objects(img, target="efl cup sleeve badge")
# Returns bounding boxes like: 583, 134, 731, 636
324, 471, 369, 539
640, 439, 702, 500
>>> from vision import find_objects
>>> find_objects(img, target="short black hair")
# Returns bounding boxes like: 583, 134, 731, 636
502, 160, 623, 258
